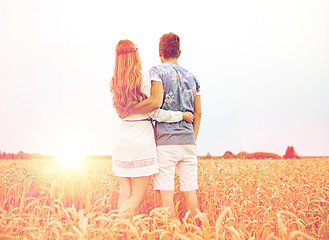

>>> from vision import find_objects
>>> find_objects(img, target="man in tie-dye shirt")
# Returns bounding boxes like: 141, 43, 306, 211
151, 33, 201, 218
130, 32, 201, 218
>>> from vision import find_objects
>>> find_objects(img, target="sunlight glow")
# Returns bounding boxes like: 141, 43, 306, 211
57, 144, 84, 170
58, 152, 82, 169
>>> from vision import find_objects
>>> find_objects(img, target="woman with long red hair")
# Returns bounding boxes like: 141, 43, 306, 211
110, 39, 193, 213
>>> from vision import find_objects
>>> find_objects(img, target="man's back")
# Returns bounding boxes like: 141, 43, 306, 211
150, 62, 200, 146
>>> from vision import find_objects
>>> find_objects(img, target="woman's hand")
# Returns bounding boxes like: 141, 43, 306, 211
183, 111, 194, 123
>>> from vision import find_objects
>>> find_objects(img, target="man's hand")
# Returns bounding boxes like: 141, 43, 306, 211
183, 111, 194, 123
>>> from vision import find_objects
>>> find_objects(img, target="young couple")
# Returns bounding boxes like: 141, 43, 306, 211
110, 32, 201, 218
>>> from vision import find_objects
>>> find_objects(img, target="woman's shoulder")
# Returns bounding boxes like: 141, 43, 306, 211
141, 71, 151, 86
141, 71, 150, 81
141, 71, 151, 97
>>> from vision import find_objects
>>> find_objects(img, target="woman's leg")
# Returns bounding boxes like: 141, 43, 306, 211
117, 177, 132, 208
119, 175, 151, 213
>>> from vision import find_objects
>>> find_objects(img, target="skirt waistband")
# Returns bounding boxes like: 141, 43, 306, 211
123, 118, 152, 122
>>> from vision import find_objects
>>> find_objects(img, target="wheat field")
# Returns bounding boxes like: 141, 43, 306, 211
0, 157, 328, 239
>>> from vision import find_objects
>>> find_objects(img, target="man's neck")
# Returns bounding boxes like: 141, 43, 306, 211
162, 58, 179, 65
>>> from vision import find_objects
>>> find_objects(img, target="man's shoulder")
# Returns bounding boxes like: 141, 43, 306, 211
150, 63, 170, 71
177, 67, 199, 85
150, 63, 198, 84
149, 63, 174, 78
150, 63, 191, 74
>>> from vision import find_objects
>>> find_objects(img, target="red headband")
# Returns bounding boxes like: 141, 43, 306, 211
116, 47, 138, 56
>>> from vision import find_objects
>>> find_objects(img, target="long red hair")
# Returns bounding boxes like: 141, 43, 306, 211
110, 40, 147, 118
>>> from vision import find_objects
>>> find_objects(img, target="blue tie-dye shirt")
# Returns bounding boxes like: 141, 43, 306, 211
150, 62, 201, 146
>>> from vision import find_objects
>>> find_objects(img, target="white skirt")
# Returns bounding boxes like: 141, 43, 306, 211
112, 117, 159, 177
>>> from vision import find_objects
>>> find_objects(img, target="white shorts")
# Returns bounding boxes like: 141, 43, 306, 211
154, 145, 198, 192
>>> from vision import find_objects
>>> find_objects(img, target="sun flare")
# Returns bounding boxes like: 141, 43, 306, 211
57, 144, 84, 170
58, 153, 82, 169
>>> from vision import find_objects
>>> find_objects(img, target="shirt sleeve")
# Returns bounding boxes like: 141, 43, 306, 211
195, 76, 201, 95
147, 109, 182, 122
149, 67, 162, 82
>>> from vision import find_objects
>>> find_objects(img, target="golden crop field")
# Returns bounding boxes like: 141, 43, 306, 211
0, 158, 328, 239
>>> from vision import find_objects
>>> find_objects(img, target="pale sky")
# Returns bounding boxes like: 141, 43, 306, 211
1, 0, 329, 156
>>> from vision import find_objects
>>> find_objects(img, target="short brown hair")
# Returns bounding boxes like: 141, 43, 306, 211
159, 32, 180, 59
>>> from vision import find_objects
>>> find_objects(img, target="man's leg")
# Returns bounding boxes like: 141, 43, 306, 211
159, 190, 175, 217
177, 145, 199, 217
154, 145, 180, 218
182, 190, 199, 216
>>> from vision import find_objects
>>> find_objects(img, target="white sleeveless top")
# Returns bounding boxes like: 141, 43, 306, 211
112, 73, 182, 177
